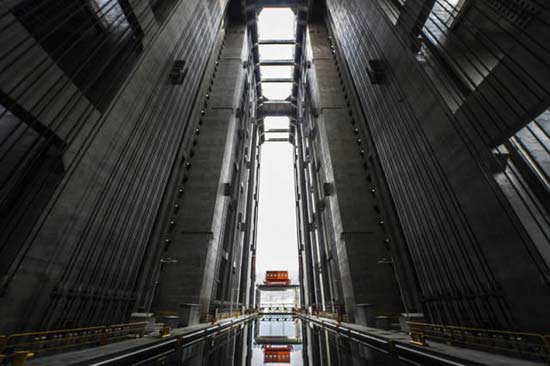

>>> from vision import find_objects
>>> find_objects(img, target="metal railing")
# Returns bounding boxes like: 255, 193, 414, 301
0, 322, 146, 363
309, 303, 350, 323
258, 303, 298, 314
310, 310, 350, 323
408, 321, 550, 362
73, 314, 256, 366
205, 306, 246, 324
300, 313, 471, 366
0, 314, 257, 366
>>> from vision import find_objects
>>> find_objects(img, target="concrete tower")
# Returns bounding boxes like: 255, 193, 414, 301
0, 0, 549, 341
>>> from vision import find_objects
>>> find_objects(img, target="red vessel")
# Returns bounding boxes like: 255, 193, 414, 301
264, 270, 291, 286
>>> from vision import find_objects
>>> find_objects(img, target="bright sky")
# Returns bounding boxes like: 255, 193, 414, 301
258, 8, 295, 101
257, 8, 296, 40
262, 83, 292, 100
254, 8, 299, 286
255, 139, 299, 285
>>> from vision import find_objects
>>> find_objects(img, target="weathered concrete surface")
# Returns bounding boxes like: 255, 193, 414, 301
295, 23, 403, 324
324, 0, 550, 331
153, 25, 252, 324
0, 0, 230, 333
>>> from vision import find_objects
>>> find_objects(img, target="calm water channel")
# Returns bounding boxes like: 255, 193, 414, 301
147, 315, 408, 365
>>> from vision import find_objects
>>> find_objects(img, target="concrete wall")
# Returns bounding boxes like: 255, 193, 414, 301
295, 22, 404, 324
0, 0, 232, 332
152, 24, 260, 324
323, 0, 550, 331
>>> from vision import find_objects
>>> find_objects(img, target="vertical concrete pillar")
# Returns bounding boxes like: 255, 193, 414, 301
153, 26, 248, 325
305, 23, 402, 324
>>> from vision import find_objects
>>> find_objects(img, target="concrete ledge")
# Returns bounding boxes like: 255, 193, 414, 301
298, 314, 545, 366
27, 314, 256, 366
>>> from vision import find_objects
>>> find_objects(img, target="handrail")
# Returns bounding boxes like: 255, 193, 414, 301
41, 314, 257, 366
300, 312, 550, 365
311, 310, 350, 323
308, 305, 350, 323
299, 313, 475, 366
0, 322, 146, 363
408, 321, 550, 362
205, 308, 244, 324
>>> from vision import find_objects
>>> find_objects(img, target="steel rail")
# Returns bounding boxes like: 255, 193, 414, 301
86, 315, 256, 366
300, 314, 504, 366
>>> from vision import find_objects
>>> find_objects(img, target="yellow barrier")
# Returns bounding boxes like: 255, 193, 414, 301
408, 321, 550, 362
159, 326, 171, 338
410, 331, 427, 346
12, 351, 34, 366
0, 322, 146, 363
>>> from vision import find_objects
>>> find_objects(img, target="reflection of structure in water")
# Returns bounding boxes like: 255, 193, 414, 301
255, 315, 301, 365
255, 315, 302, 345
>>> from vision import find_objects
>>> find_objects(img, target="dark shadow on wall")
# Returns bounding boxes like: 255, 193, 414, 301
11, 0, 143, 112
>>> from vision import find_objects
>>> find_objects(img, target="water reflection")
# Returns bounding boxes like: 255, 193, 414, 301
256, 315, 301, 344
301, 321, 409, 366
154, 315, 407, 365
252, 315, 303, 365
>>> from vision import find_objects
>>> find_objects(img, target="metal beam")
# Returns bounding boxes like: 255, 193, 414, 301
259, 60, 295, 66
257, 284, 300, 290
258, 39, 296, 45
258, 100, 295, 117
265, 138, 290, 142
246, 0, 307, 9
255, 336, 302, 344
265, 129, 291, 133
261, 78, 293, 83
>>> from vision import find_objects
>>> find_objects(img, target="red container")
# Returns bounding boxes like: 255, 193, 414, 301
264, 270, 291, 285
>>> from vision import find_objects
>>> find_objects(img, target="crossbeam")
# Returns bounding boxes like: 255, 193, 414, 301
259, 60, 295, 66
265, 128, 291, 133
261, 77, 294, 83
258, 100, 295, 117
258, 39, 296, 45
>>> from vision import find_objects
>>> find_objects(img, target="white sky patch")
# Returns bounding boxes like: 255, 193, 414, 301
255, 9, 299, 286
262, 82, 292, 100
257, 8, 296, 40
258, 8, 296, 101
258, 44, 294, 60
255, 141, 299, 285
261, 66, 293, 79
264, 116, 290, 130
